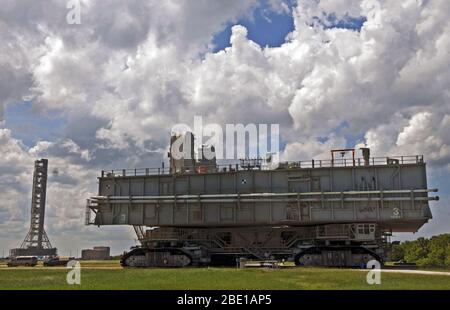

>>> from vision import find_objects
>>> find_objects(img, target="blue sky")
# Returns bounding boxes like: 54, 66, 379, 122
4, 2, 298, 148
212, 3, 366, 52
212, 3, 295, 52
4, 102, 66, 147
7, 5, 286, 148
5, 1, 367, 150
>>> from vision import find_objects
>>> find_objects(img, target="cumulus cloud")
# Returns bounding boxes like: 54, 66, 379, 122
282, 134, 347, 161
284, 0, 450, 165
0, 128, 135, 253
366, 112, 450, 169
1, 0, 450, 252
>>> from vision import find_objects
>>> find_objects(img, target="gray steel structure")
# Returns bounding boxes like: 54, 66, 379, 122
10, 159, 57, 257
86, 139, 438, 267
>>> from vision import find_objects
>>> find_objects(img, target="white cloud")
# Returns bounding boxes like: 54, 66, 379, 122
282, 134, 347, 161
0, 128, 133, 253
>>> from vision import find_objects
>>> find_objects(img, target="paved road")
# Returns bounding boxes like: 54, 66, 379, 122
360, 269, 450, 276
1, 265, 450, 275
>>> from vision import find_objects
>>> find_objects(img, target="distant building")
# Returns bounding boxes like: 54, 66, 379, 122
81, 246, 110, 260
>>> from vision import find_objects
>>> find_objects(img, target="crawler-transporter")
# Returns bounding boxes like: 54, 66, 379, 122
86, 133, 438, 267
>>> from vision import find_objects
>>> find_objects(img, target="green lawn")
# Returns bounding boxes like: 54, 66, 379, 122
0, 265, 449, 290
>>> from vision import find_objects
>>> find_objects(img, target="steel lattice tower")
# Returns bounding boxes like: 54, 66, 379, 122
10, 159, 57, 257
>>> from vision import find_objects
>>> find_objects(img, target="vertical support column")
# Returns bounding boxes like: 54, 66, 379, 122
297, 193, 302, 222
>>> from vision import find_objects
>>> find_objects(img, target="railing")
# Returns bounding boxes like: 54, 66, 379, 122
100, 155, 424, 178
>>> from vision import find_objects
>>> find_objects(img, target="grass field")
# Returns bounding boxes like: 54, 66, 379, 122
0, 260, 449, 290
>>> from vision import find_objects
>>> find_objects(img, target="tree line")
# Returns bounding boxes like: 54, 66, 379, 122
388, 234, 450, 267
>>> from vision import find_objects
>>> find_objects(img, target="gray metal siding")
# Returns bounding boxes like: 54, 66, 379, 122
94, 164, 434, 231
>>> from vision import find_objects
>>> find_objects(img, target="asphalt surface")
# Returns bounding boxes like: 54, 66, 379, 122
1, 264, 450, 275
363, 269, 450, 276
